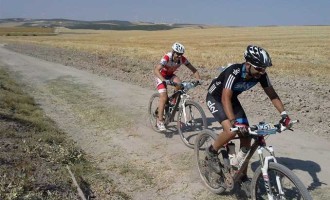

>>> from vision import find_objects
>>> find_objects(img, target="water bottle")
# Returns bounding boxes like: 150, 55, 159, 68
227, 142, 236, 155
231, 147, 249, 168
227, 142, 236, 166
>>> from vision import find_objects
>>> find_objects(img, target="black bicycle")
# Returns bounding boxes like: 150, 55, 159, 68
148, 81, 207, 148
194, 120, 312, 199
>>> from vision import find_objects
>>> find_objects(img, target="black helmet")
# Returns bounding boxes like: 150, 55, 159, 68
244, 45, 272, 68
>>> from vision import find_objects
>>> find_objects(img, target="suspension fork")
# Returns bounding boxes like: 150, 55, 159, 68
180, 93, 190, 124
258, 145, 285, 199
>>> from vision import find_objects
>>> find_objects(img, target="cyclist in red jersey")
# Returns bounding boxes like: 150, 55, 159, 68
154, 42, 201, 131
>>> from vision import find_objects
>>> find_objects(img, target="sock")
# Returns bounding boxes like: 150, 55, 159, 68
241, 174, 249, 182
209, 145, 218, 154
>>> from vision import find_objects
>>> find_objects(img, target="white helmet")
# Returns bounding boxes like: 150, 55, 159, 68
172, 42, 185, 54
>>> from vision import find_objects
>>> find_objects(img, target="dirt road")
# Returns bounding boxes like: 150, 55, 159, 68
0, 46, 329, 199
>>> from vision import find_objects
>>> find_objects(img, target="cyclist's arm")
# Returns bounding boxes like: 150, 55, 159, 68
154, 64, 166, 81
185, 63, 201, 80
222, 88, 235, 123
263, 86, 285, 113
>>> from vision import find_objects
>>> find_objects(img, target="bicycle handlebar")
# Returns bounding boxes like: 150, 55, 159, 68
167, 80, 201, 90
230, 120, 299, 136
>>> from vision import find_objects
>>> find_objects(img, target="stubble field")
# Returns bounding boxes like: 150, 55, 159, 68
1, 26, 330, 79
1, 25, 329, 138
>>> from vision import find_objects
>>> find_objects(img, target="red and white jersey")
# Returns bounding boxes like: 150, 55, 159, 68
159, 52, 190, 77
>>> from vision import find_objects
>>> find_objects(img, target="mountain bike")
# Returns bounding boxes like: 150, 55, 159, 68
148, 81, 207, 148
194, 120, 312, 199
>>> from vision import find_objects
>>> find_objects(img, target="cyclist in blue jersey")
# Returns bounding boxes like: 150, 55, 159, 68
205, 45, 292, 196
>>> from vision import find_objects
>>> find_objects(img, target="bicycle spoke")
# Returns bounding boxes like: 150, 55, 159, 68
195, 130, 226, 194
148, 93, 166, 132
178, 101, 207, 148
253, 163, 311, 200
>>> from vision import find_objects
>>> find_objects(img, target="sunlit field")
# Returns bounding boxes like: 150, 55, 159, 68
1, 26, 329, 80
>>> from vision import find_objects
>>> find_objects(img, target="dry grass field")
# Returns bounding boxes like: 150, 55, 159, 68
1, 26, 329, 81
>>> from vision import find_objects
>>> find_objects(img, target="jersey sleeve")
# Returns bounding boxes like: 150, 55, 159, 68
160, 54, 170, 66
223, 66, 241, 90
259, 73, 272, 88
182, 56, 190, 65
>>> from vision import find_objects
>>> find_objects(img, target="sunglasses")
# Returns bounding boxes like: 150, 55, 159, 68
251, 64, 266, 72
175, 52, 183, 56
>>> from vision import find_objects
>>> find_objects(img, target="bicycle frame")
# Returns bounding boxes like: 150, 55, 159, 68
228, 135, 285, 199
164, 90, 182, 124
164, 88, 191, 125
229, 137, 260, 181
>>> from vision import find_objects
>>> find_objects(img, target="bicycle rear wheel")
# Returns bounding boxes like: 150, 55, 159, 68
194, 129, 227, 194
251, 162, 312, 200
148, 93, 163, 132
177, 100, 207, 149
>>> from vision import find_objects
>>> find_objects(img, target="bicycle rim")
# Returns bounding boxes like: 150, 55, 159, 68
252, 162, 312, 200
194, 129, 226, 194
177, 100, 207, 149
148, 93, 163, 132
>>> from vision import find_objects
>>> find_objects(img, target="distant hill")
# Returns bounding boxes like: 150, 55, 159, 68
0, 18, 208, 31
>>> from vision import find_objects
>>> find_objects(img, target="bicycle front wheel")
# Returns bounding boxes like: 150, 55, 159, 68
251, 162, 312, 200
194, 129, 227, 194
148, 93, 163, 132
177, 100, 207, 149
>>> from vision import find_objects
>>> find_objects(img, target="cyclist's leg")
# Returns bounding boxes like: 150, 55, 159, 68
233, 99, 251, 149
155, 77, 168, 125
205, 93, 234, 172
206, 93, 236, 151
232, 99, 251, 195
158, 92, 167, 121
170, 75, 181, 104
206, 94, 251, 194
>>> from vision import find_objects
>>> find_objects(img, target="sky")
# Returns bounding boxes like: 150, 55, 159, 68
0, 0, 329, 26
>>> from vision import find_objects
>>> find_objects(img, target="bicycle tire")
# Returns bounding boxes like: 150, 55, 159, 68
177, 100, 207, 149
251, 162, 312, 200
194, 129, 227, 194
148, 93, 163, 133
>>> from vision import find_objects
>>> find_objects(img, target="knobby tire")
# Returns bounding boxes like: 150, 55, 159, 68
251, 162, 312, 200
177, 100, 207, 149
148, 93, 163, 133
194, 129, 227, 194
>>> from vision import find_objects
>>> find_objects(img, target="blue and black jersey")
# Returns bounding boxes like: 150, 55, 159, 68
208, 63, 272, 98
206, 63, 272, 124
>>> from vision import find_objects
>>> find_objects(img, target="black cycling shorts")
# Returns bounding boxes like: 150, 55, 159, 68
206, 93, 249, 125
